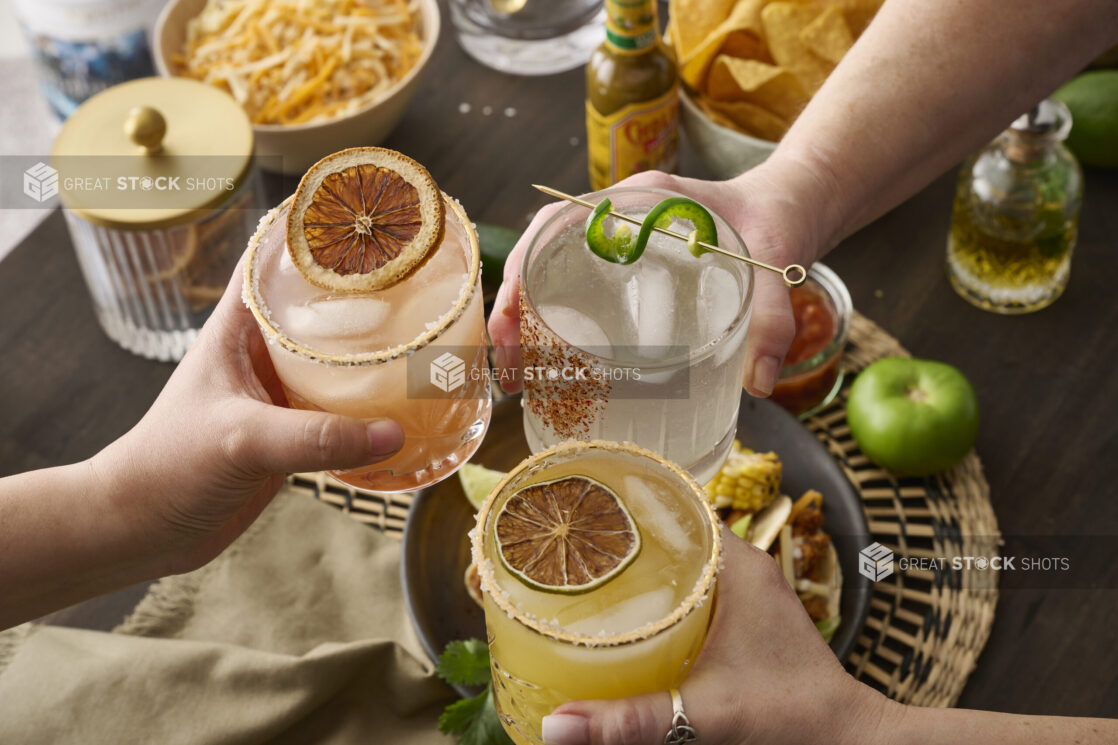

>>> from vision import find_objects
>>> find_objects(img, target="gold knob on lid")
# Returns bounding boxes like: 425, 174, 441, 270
52, 78, 253, 230
124, 106, 166, 155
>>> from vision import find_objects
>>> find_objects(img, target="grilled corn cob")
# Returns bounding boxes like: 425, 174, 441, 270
705, 442, 782, 512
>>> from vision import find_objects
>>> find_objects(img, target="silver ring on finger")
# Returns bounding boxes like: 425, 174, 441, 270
664, 688, 698, 745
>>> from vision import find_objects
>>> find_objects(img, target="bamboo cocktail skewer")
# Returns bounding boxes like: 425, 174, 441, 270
532, 184, 807, 287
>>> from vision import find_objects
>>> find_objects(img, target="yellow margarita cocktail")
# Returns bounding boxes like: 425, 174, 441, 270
471, 440, 722, 745
243, 148, 491, 492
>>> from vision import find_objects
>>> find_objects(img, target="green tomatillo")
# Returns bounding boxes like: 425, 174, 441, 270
846, 357, 979, 477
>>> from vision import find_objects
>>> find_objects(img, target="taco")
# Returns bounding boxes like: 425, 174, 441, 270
725, 487, 842, 641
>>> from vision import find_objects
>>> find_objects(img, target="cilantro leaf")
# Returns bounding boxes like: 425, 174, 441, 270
436, 639, 513, 745
462, 688, 514, 745
436, 638, 492, 687
438, 684, 514, 745
439, 690, 487, 736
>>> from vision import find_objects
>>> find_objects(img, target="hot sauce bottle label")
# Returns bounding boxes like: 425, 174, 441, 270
586, 87, 679, 191
604, 0, 658, 53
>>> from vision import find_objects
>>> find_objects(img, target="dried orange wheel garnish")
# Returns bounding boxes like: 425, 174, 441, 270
287, 147, 445, 292
495, 476, 641, 594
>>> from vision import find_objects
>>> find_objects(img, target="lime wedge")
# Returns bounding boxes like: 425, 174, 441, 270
730, 513, 753, 540
458, 463, 506, 511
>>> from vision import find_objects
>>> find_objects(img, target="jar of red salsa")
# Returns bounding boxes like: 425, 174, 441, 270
771, 263, 851, 417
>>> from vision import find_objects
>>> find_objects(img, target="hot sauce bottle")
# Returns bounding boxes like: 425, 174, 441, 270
585, 0, 679, 191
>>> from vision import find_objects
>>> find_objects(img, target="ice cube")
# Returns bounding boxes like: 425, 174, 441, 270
696, 264, 742, 345
652, 224, 697, 266
313, 363, 405, 410
392, 273, 469, 342
280, 303, 316, 338
695, 264, 747, 368
567, 587, 676, 635
284, 295, 392, 341
277, 247, 296, 274
634, 260, 676, 351
430, 273, 470, 312
623, 474, 692, 556
537, 304, 612, 355
619, 270, 641, 341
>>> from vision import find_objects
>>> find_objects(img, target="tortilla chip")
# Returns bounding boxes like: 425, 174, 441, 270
676, 0, 771, 90
719, 28, 773, 64
799, 6, 853, 64
706, 56, 809, 121
707, 56, 783, 101
669, 0, 739, 61
701, 98, 790, 142
832, 0, 884, 36
761, 2, 834, 92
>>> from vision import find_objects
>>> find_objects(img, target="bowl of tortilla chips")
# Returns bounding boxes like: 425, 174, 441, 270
680, 89, 777, 180
668, 0, 882, 179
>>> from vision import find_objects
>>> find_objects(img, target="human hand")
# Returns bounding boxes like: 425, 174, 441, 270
539, 527, 895, 745
92, 265, 404, 577
487, 158, 839, 397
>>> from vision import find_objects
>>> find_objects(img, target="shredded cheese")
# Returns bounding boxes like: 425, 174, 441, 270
176, 0, 424, 125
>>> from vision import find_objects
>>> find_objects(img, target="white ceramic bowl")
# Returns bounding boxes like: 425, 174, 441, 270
153, 0, 440, 175
680, 88, 777, 179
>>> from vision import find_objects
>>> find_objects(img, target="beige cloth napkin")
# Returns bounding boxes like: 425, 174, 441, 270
0, 488, 455, 744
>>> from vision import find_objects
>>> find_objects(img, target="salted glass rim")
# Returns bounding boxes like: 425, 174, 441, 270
242, 192, 481, 367
520, 186, 755, 372
470, 439, 723, 648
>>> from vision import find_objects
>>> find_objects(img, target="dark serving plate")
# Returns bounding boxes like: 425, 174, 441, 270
401, 395, 872, 692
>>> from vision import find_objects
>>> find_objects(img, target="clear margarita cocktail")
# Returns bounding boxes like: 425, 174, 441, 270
472, 440, 722, 745
243, 150, 491, 493
520, 188, 753, 484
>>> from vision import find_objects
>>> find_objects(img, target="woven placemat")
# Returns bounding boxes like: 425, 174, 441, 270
810, 311, 1000, 707
289, 310, 1000, 708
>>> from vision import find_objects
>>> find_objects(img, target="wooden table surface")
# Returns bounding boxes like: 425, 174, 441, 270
2, 5, 1116, 721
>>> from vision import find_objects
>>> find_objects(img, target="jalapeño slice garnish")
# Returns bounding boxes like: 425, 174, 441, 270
584, 196, 718, 264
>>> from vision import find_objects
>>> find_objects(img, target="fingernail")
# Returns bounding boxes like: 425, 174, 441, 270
541, 713, 589, 745
366, 419, 403, 457
751, 355, 781, 397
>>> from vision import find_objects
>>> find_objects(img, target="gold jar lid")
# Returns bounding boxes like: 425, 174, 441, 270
51, 77, 254, 231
